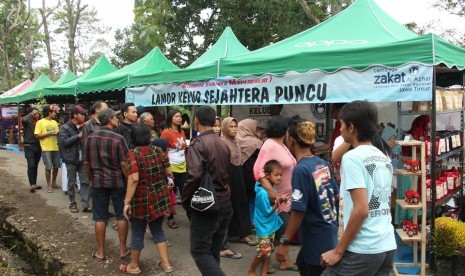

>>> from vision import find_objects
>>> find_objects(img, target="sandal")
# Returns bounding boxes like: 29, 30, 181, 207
91, 251, 106, 261
239, 238, 258, 246
157, 261, 173, 273
69, 204, 79, 213
82, 207, 92, 213
167, 220, 178, 229
119, 264, 141, 274
30, 188, 36, 193
220, 250, 242, 259
120, 248, 131, 259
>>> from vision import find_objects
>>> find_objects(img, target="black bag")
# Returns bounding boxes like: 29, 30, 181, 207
190, 167, 219, 215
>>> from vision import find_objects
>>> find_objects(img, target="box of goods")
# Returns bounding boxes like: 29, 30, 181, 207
436, 90, 444, 111
412, 101, 430, 112
442, 90, 455, 111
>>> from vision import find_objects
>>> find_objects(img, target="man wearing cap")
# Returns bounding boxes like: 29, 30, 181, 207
85, 108, 130, 261
34, 105, 60, 192
58, 105, 91, 213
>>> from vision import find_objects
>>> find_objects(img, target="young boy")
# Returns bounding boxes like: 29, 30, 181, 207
248, 160, 285, 276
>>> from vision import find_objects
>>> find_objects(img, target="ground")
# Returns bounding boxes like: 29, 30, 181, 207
0, 150, 300, 276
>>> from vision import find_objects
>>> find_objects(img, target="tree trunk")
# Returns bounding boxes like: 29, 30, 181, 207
3, 39, 12, 89
66, 0, 77, 73
41, 0, 57, 81
297, 0, 320, 24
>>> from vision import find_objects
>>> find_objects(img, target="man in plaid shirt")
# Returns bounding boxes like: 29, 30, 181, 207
85, 108, 131, 261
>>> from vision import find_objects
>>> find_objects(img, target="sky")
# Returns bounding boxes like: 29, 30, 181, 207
30, 0, 465, 70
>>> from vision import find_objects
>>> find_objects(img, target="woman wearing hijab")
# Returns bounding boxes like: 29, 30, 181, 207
221, 117, 255, 245
237, 119, 263, 222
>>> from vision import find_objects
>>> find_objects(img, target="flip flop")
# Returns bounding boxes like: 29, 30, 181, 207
119, 264, 141, 275
167, 220, 178, 229
278, 264, 299, 271
33, 185, 42, 190
240, 239, 258, 246
91, 252, 106, 262
157, 261, 173, 273
47, 189, 54, 193
220, 251, 242, 259
30, 188, 36, 193
69, 204, 79, 213
120, 248, 131, 259
82, 207, 92, 213
267, 267, 276, 274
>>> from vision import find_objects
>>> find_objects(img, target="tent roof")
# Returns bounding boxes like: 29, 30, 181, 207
0, 79, 33, 101
44, 55, 117, 96
77, 47, 179, 94
13, 74, 54, 103
51, 70, 77, 87
219, 0, 465, 77
128, 27, 250, 86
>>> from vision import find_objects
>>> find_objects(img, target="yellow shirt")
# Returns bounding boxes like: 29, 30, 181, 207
34, 118, 59, 151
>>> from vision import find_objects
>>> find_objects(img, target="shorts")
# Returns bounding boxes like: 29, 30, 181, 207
92, 187, 126, 222
322, 250, 395, 276
256, 233, 275, 258
42, 151, 60, 170
276, 211, 290, 241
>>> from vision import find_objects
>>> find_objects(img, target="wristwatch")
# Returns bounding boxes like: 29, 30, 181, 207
279, 235, 290, 245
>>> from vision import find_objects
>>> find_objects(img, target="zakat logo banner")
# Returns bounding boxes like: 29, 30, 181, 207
372, 65, 433, 96
126, 64, 433, 106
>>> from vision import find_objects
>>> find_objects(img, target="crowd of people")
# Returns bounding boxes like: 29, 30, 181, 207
20, 100, 403, 276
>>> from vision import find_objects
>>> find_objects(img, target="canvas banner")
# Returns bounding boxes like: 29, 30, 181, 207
126, 64, 433, 106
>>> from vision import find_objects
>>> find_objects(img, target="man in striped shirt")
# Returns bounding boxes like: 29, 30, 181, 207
85, 108, 131, 261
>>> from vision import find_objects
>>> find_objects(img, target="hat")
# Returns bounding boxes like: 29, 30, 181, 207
70, 105, 88, 115
136, 105, 145, 117
98, 108, 116, 125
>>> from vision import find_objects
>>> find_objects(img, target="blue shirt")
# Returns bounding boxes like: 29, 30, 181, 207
254, 182, 283, 237
341, 145, 396, 254
291, 156, 339, 265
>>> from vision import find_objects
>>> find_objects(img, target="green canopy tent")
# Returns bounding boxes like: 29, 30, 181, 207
44, 55, 117, 98
51, 70, 77, 87
127, 0, 465, 106
126, 27, 250, 106
77, 47, 178, 94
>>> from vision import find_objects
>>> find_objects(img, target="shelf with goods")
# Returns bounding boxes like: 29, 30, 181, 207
393, 141, 427, 276
396, 80, 464, 271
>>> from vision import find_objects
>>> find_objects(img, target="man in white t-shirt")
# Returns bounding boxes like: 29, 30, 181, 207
321, 100, 396, 276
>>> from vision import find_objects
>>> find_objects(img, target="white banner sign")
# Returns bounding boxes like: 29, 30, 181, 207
126, 64, 433, 106
1, 106, 18, 119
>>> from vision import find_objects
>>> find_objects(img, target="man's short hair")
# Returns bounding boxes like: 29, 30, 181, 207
98, 108, 116, 125
27, 107, 38, 114
121, 103, 135, 114
339, 100, 378, 142
265, 115, 289, 138
194, 106, 216, 127
91, 101, 106, 114
42, 105, 53, 117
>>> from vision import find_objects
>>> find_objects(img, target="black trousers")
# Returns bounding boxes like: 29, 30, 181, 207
190, 201, 233, 276
24, 145, 42, 186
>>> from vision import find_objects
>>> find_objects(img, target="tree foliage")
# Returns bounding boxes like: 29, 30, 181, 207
434, 0, 465, 16
114, 0, 353, 68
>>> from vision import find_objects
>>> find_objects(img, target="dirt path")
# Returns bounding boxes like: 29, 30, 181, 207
0, 149, 299, 275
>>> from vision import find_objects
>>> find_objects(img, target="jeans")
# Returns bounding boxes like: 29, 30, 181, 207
190, 201, 233, 276
130, 217, 166, 250
24, 145, 41, 186
66, 163, 90, 208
